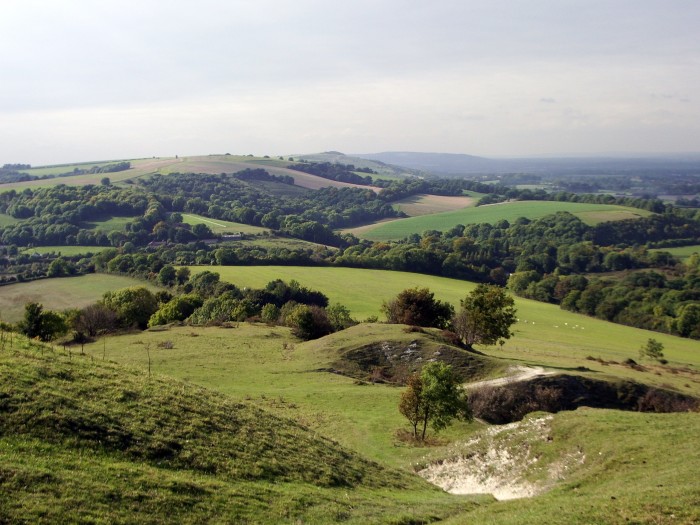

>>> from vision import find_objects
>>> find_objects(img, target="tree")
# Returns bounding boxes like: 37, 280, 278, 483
453, 284, 517, 348
284, 304, 332, 340
399, 362, 471, 441
71, 303, 118, 337
102, 286, 158, 329
326, 303, 356, 331
17, 302, 67, 342
639, 338, 665, 362
382, 287, 454, 329
157, 264, 177, 286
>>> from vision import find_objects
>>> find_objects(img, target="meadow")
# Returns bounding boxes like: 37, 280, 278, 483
352, 201, 653, 241
22, 246, 112, 256
651, 244, 700, 261
181, 213, 269, 234
188, 265, 700, 395
0, 274, 156, 323
0, 213, 20, 227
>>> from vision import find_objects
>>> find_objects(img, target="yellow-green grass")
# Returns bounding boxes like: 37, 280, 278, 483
236, 236, 338, 250
354, 201, 653, 241
0, 213, 20, 227
22, 246, 112, 256
157, 155, 381, 192
0, 274, 156, 323
651, 245, 700, 261
18, 160, 132, 176
84, 323, 486, 470
85, 215, 136, 232
441, 409, 700, 525
186, 265, 700, 394
2, 340, 475, 524
181, 213, 269, 234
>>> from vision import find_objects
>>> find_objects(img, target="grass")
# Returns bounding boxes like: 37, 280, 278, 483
391, 193, 479, 217
441, 409, 700, 525
22, 246, 112, 256
1, 339, 475, 524
0, 274, 157, 323
651, 245, 700, 261
181, 213, 269, 234
353, 201, 653, 241
85, 215, 136, 232
0, 213, 21, 227
185, 265, 700, 395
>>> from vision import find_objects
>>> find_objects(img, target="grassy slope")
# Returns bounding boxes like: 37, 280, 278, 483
651, 244, 700, 261
187, 265, 700, 395
0, 338, 474, 524
355, 201, 653, 241
181, 213, 269, 234
443, 409, 700, 525
0, 274, 157, 323
21, 246, 113, 256
83, 324, 489, 470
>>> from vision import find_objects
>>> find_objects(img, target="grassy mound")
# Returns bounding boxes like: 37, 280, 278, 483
307, 323, 499, 384
0, 339, 474, 523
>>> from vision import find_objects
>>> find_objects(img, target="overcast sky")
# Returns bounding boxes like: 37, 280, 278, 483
1, 0, 699, 165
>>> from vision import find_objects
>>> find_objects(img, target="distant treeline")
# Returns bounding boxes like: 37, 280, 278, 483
0, 161, 130, 184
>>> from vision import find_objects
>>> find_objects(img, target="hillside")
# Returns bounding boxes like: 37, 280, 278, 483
0, 338, 471, 524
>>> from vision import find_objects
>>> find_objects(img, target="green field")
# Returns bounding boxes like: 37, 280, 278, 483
85, 215, 136, 232
0, 213, 20, 227
0, 274, 156, 323
181, 213, 269, 234
186, 265, 700, 393
651, 245, 700, 261
22, 246, 112, 256
354, 201, 653, 241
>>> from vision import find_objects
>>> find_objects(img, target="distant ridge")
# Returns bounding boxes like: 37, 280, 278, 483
356, 151, 700, 176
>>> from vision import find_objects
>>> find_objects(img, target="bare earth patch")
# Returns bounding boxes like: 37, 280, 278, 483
418, 415, 585, 500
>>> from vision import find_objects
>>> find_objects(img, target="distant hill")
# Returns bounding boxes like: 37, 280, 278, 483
293, 151, 422, 178
357, 151, 700, 177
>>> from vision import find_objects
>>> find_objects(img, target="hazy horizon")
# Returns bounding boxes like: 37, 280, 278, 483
2, 1, 699, 166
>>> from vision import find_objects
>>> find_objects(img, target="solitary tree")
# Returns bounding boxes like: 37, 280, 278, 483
399, 362, 471, 441
17, 302, 68, 342
639, 338, 665, 362
382, 287, 454, 329
453, 284, 517, 349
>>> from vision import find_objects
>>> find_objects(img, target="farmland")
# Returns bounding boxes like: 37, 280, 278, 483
350, 201, 653, 241
181, 213, 269, 235
0, 274, 156, 323
186, 265, 700, 393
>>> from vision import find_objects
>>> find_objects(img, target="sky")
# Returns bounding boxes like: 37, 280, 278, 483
1, 0, 699, 165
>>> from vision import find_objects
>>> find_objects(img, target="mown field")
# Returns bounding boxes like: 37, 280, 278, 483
351, 201, 653, 241
22, 246, 112, 256
188, 265, 700, 395
651, 244, 700, 261
391, 193, 479, 216
181, 213, 269, 234
0, 274, 156, 323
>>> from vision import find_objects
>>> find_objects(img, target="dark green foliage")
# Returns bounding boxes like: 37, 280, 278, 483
382, 287, 454, 329
17, 303, 67, 341
284, 304, 333, 340
148, 294, 204, 326
453, 284, 517, 348
102, 287, 158, 330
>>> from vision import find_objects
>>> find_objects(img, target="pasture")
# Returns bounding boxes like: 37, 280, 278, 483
651, 244, 700, 261
85, 215, 135, 232
392, 193, 478, 216
352, 201, 653, 241
0, 274, 156, 323
0, 213, 20, 227
22, 246, 112, 256
181, 213, 269, 235
187, 265, 700, 394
